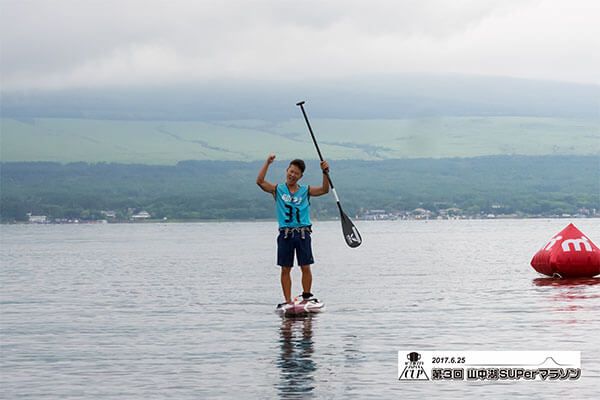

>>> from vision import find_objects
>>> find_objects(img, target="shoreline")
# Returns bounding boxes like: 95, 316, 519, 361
3, 215, 599, 225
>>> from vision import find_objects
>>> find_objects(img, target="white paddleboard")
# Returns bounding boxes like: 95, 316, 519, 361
275, 298, 324, 316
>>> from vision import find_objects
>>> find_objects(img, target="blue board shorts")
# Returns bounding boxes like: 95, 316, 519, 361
277, 227, 314, 267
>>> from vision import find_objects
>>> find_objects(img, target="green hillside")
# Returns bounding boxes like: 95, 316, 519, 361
1, 117, 598, 164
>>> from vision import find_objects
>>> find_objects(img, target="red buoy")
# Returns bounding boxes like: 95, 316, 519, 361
531, 223, 600, 278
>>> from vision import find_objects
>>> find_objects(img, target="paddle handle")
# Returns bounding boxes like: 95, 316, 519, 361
296, 101, 335, 190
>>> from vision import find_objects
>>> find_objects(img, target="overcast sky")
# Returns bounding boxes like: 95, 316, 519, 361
1, 0, 599, 91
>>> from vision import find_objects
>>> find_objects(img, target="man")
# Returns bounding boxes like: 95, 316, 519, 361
256, 153, 330, 308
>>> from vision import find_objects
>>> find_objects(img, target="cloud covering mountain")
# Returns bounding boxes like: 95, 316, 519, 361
1, 0, 598, 92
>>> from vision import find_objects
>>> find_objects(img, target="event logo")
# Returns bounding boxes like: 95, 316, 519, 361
398, 351, 581, 382
398, 352, 430, 381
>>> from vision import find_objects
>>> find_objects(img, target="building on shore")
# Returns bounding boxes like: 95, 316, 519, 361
131, 211, 151, 221
27, 213, 47, 224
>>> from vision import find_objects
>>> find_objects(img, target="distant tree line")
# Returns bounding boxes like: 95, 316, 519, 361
1, 156, 598, 222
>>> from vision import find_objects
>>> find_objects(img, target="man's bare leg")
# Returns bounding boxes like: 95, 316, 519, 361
280, 267, 292, 303
300, 265, 312, 296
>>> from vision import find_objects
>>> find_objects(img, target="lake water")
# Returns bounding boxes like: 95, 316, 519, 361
1, 219, 599, 399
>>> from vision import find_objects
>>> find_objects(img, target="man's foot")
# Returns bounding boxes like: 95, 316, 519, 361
300, 292, 318, 303
277, 302, 293, 309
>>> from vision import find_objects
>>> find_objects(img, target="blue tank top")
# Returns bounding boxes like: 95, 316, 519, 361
275, 184, 311, 228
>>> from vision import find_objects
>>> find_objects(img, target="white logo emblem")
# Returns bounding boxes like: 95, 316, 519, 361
562, 236, 592, 252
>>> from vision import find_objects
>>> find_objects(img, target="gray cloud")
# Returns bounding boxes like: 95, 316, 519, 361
1, 0, 598, 90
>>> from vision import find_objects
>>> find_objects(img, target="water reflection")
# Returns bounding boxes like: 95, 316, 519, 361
277, 315, 316, 398
532, 277, 600, 321
532, 277, 600, 287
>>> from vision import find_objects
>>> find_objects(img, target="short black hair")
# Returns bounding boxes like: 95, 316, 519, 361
288, 159, 305, 173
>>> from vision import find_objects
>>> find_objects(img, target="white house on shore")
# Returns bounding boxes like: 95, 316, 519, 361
27, 213, 47, 223
131, 211, 151, 220
101, 210, 117, 219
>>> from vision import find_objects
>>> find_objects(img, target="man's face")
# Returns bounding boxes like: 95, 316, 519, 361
286, 164, 303, 185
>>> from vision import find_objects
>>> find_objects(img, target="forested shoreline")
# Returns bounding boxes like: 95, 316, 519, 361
1, 156, 598, 222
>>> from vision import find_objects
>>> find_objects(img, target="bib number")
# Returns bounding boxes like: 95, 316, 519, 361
284, 205, 300, 224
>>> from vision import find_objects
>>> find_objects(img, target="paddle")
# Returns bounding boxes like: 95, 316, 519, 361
296, 101, 362, 248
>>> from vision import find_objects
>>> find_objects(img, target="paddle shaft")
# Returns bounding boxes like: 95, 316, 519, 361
296, 102, 342, 203
296, 100, 362, 248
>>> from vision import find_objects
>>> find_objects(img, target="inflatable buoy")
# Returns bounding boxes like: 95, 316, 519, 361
531, 223, 600, 278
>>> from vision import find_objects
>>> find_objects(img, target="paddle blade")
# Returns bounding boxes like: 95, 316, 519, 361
340, 211, 362, 248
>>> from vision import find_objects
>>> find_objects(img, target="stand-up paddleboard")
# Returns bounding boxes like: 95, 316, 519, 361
276, 297, 324, 316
